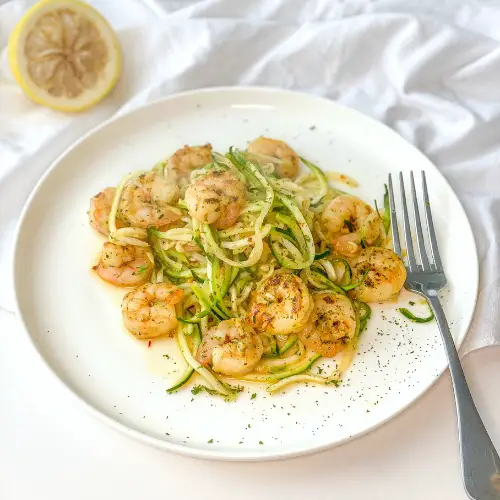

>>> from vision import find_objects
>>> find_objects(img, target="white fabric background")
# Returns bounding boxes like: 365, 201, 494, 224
1, 0, 500, 354
1, 3, 500, 500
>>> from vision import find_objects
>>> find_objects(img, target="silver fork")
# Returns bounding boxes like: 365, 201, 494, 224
388, 171, 500, 500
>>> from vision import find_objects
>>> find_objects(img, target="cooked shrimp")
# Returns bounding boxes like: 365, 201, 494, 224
298, 291, 357, 357
122, 283, 183, 339
185, 169, 245, 230
247, 136, 299, 179
321, 194, 381, 256
196, 319, 263, 376
350, 247, 406, 303
118, 172, 181, 228
167, 144, 212, 178
93, 242, 154, 287
88, 187, 123, 236
247, 272, 313, 335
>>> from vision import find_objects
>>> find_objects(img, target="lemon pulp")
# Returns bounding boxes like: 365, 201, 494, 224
8, 0, 121, 112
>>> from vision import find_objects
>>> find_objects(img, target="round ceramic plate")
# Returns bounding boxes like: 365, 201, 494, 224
14, 87, 478, 460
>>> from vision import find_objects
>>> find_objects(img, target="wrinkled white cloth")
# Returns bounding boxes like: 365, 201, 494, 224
1, 0, 499, 353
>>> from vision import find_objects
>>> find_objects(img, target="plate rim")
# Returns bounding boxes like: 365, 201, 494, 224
12, 86, 479, 461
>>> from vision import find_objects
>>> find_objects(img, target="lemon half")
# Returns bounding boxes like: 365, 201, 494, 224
8, 0, 121, 112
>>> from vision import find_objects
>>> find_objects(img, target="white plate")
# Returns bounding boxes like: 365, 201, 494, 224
13, 87, 478, 460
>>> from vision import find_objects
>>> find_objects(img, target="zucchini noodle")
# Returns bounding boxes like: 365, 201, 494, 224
203, 224, 265, 268
221, 224, 272, 250
109, 227, 149, 247
88, 139, 404, 399
256, 341, 306, 373
299, 157, 328, 204
266, 374, 328, 393
235, 283, 254, 305
279, 334, 298, 355
176, 323, 235, 396
276, 193, 315, 268
320, 259, 338, 281
280, 238, 304, 261
108, 170, 149, 246
167, 323, 201, 393
152, 228, 194, 241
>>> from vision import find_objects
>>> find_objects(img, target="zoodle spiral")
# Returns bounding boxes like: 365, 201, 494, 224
88, 138, 407, 397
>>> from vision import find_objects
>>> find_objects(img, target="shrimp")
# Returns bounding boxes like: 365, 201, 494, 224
349, 247, 406, 303
247, 136, 299, 179
247, 272, 313, 335
88, 187, 123, 236
196, 319, 263, 376
321, 194, 381, 256
118, 172, 181, 228
122, 283, 184, 339
185, 169, 245, 230
167, 144, 212, 178
93, 242, 154, 287
298, 291, 357, 357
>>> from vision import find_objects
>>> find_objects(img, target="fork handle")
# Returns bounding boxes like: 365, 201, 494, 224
427, 293, 500, 499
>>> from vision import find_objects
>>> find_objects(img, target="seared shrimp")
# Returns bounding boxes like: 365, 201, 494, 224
196, 319, 263, 376
185, 169, 245, 230
166, 144, 213, 179
118, 172, 181, 228
321, 194, 381, 256
93, 242, 154, 287
298, 292, 357, 357
88, 187, 123, 236
247, 136, 299, 179
350, 247, 406, 303
122, 283, 183, 339
247, 272, 313, 335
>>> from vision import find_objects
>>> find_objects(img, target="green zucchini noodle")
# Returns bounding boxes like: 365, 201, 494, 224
108, 170, 150, 246
88, 139, 404, 398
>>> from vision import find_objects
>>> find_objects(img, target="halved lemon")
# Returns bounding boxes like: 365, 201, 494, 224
8, 0, 121, 112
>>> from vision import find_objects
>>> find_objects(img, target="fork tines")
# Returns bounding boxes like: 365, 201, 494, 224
387, 171, 443, 273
